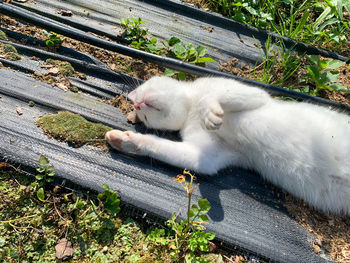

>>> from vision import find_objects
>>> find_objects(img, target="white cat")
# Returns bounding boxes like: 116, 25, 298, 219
106, 76, 350, 215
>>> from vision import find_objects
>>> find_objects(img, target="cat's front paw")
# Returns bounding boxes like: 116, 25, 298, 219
105, 130, 140, 154
199, 100, 224, 130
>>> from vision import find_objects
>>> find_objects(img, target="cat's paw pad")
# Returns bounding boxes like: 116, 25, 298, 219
105, 130, 139, 153
203, 106, 224, 130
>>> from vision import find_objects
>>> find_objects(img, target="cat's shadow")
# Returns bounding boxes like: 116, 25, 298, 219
109, 148, 286, 223
126, 126, 287, 222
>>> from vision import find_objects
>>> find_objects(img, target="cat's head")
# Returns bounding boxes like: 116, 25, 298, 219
128, 76, 189, 130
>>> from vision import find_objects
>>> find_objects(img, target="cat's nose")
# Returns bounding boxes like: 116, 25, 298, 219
134, 102, 141, 110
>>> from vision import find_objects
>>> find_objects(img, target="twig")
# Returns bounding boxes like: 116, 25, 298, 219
223, 255, 235, 263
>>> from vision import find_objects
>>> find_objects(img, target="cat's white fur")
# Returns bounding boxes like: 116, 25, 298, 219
106, 76, 350, 215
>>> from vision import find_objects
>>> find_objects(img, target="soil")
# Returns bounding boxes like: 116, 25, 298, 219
284, 194, 350, 263
108, 95, 134, 115
0, 15, 164, 81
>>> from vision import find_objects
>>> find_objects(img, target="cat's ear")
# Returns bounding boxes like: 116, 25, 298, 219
128, 90, 137, 102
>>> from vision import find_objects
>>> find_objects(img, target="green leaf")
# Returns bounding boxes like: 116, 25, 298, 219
322, 71, 339, 83
0, 238, 5, 248
98, 184, 121, 216
314, 6, 333, 29
191, 204, 199, 214
35, 174, 44, 180
318, 17, 340, 32
206, 232, 215, 240
198, 199, 211, 213
244, 6, 258, 16
198, 214, 209, 222
177, 72, 186, 80
38, 155, 49, 166
76, 201, 85, 210
196, 45, 207, 57
306, 65, 320, 83
325, 59, 345, 69
291, 10, 309, 38
307, 55, 320, 65
173, 43, 186, 57
196, 57, 216, 63
163, 68, 176, 77
168, 36, 181, 46
37, 188, 45, 201
188, 209, 195, 218
335, 0, 343, 19
36, 167, 45, 173
327, 84, 350, 92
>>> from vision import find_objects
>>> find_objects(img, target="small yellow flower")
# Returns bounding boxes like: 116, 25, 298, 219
173, 175, 186, 183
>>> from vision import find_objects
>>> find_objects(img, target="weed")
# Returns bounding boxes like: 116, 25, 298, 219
300, 55, 348, 95
32, 154, 55, 201
121, 18, 148, 42
197, 0, 350, 55
120, 18, 216, 80
163, 37, 216, 80
97, 184, 121, 216
43, 30, 64, 48
149, 169, 215, 262
249, 37, 301, 86
307, 0, 350, 45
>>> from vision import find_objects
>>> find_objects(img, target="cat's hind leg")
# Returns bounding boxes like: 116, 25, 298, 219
106, 130, 238, 175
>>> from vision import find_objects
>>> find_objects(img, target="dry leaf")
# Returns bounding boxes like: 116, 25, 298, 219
55, 238, 74, 260
16, 106, 23, 115
56, 83, 69, 91
58, 9, 73, 16
313, 244, 321, 254
47, 67, 60, 75
0, 162, 6, 168
41, 64, 54, 69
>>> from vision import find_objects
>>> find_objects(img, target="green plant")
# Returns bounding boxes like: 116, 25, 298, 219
253, 37, 301, 86
97, 184, 121, 216
310, 0, 350, 43
149, 170, 215, 262
121, 18, 148, 42
163, 37, 216, 80
43, 30, 64, 48
121, 18, 164, 56
301, 55, 348, 95
33, 154, 55, 201
206, 0, 273, 28
119, 18, 216, 80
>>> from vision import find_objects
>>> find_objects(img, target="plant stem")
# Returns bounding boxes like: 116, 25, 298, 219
0, 214, 36, 223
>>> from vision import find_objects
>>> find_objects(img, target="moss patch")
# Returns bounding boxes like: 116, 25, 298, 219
0, 43, 21, 61
45, 58, 75, 76
35, 111, 112, 148
0, 30, 7, 40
